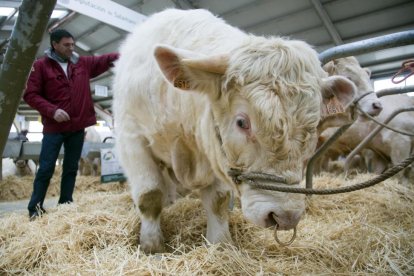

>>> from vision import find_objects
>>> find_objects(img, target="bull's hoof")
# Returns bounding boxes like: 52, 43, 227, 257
140, 239, 165, 254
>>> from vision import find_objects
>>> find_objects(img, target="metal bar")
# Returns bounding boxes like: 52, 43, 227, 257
344, 107, 414, 172
2, 141, 114, 160
376, 85, 414, 98
48, 11, 78, 33
319, 30, 414, 64
90, 36, 122, 52
93, 96, 113, 103
0, 38, 9, 51
310, 0, 343, 45
220, 0, 274, 18
171, 0, 197, 9
94, 104, 113, 128
372, 66, 408, 80
2, 140, 22, 158
306, 124, 352, 189
361, 52, 414, 67
0, 1, 22, 8
245, 6, 309, 31
0, 8, 18, 30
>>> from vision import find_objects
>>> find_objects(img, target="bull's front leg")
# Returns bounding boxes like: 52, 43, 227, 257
117, 137, 166, 253
200, 181, 233, 244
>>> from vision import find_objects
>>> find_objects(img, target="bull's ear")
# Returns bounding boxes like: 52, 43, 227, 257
322, 60, 336, 75
317, 76, 356, 133
154, 44, 228, 92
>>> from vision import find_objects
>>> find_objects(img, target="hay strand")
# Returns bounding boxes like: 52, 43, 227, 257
0, 172, 413, 275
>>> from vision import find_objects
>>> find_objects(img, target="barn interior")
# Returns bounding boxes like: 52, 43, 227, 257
0, 0, 413, 274
1, 0, 413, 133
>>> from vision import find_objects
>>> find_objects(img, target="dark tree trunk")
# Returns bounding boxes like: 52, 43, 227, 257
0, 0, 57, 180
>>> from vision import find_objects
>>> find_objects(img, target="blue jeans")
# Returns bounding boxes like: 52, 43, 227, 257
28, 130, 85, 214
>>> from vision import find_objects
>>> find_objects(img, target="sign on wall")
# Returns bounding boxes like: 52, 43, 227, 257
57, 0, 147, 32
100, 147, 126, 183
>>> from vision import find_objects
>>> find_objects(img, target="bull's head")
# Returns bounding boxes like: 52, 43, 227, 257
323, 57, 383, 119
154, 39, 356, 232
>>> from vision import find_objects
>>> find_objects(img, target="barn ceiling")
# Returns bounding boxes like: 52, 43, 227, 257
0, 0, 413, 122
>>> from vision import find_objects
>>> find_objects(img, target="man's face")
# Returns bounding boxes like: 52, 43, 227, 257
52, 36, 75, 60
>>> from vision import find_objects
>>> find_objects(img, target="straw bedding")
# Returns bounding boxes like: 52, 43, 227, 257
0, 171, 413, 275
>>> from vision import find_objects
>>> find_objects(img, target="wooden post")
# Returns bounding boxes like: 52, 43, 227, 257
0, 0, 57, 180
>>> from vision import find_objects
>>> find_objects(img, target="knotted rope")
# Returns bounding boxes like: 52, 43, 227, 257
228, 154, 414, 195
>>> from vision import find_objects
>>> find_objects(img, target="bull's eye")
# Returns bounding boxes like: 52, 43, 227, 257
236, 114, 250, 130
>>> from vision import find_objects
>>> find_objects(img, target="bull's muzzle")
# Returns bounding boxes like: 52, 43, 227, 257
273, 216, 297, 246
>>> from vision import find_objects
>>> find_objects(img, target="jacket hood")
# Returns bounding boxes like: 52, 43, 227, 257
45, 48, 79, 64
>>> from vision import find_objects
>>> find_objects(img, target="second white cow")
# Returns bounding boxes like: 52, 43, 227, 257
318, 57, 414, 181
323, 56, 383, 119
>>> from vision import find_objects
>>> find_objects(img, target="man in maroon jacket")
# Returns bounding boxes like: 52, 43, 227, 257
24, 29, 119, 220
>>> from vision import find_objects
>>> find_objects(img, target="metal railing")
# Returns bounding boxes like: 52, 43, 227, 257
304, 30, 414, 190
319, 30, 414, 65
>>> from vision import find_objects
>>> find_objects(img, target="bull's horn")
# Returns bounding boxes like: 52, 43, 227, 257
182, 54, 229, 74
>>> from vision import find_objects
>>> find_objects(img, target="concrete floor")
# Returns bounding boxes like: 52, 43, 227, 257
0, 197, 58, 217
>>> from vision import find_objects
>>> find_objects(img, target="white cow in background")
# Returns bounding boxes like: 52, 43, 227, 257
113, 9, 357, 253
2, 158, 19, 178
318, 94, 414, 177
315, 57, 382, 174
2, 130, 36, 178
79, 126, 103, 176
323, 56, 383, 119
317, 57, 414, 182
2, 158, 36, 177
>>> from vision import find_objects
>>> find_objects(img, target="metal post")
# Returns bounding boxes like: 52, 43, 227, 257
319, 30, 414, 65
376, 85, 414, 98
306, 124, 352, 189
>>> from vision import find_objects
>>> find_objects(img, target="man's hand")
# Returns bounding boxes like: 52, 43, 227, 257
53, 109, 70, 122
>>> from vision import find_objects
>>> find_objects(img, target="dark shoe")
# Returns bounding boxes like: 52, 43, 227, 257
29, 207, 46, 221
58, 200, 73, 205
29, 211, 40, 221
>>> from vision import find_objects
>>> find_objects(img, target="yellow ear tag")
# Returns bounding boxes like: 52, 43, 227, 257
173, 79, 190, 89
326, 96, 345, 115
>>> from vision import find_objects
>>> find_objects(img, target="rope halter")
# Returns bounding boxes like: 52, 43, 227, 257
228, 168, 299, 246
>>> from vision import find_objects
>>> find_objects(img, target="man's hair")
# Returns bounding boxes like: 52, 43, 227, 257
50, 29, 74, 48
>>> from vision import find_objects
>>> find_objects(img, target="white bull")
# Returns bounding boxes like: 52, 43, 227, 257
113, 9, 356, 253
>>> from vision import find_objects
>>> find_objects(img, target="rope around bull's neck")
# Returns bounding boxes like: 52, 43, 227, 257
229, 154, 414, 195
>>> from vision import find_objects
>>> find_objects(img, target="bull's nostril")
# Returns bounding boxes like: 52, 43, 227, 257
373, 102, 383, 110
265, 212, 277, 227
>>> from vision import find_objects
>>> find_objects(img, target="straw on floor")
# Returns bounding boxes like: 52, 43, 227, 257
0, 171, 413, 275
